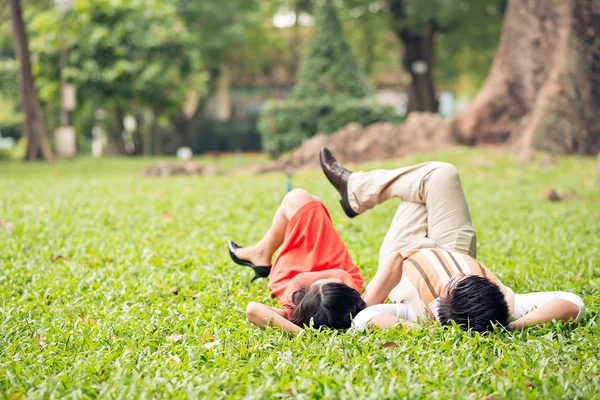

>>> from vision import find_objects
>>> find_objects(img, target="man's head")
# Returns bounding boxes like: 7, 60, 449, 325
437, 274, 510, 332
289, 280, 366, 330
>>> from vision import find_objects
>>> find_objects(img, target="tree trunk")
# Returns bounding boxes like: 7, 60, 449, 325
389, 0, 439, 113
151, 124, 162, 155
140, 109, 154, 156
112, 103, 128, 155
399, 27, 439, 113
171, 116, 191, 148
453, 0, 600, 156
9, 0, 53, 161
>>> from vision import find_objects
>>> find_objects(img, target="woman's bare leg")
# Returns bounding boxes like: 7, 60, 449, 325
234, 188, 319, 266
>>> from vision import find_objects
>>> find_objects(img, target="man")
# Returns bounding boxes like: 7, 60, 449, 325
319, 147, 585, 331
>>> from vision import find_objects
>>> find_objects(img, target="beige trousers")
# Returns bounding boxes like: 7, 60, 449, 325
347, 162, 477, 263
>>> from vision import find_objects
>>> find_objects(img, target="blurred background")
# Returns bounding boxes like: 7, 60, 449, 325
1, 0, 598, 164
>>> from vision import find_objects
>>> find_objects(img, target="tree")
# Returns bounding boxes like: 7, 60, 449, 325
8, 0, 53, 161
453, 0, 600, 156
259, 0, 395, 157
28, 0, 201, 155
170, 0, 270, 149
290, 0, 371, 101
387, 0, 505, 113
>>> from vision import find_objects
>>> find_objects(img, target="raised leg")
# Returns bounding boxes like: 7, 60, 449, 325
234, 188, 319, 266
349, 162, 477, 257
378, 201, 432, 260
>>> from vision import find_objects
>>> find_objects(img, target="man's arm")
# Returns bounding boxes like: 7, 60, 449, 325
245, 302, 303, 333
369, 314, 419, 330
509, 299, 581, 330
362, 251, 404, 307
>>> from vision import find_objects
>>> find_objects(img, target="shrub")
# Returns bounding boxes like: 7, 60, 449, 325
259, 99, 396, 158
258, 0, 394, 158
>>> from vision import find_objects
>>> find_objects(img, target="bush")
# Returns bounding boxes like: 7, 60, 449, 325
259, 99, 396, 158
258, 0, 394, 158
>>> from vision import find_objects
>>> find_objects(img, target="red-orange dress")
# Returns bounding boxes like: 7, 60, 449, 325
268, 201, 364, 311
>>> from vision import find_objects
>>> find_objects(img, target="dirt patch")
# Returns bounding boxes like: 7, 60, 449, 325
235, 112, 454, 174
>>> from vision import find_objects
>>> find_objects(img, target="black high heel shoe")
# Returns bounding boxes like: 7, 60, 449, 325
228, 240, 271, 282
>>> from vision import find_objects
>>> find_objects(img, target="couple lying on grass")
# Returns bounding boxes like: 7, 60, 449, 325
229, 148, 585, 333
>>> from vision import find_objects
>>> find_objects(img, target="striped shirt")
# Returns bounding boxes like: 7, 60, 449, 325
388, 248, 516, 320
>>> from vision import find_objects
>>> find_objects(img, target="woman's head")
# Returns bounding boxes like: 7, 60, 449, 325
289, 281, 366, 330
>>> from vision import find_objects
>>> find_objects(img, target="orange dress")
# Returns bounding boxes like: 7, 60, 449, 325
268, 201, 364, 307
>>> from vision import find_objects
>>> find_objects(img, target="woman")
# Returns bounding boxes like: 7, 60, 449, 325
229, 188, 365, 333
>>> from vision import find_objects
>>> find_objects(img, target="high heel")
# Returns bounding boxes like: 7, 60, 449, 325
228, 240, 271, 281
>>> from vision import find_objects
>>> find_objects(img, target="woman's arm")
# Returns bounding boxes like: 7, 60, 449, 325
245, 302, 303, 333
362, 251, 404, 307
509, 299, 580, 330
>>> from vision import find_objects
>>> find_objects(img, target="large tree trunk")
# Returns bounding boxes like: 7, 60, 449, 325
453, 0, 600, 156
9, 0, 53, 161
389, 0, 439, 113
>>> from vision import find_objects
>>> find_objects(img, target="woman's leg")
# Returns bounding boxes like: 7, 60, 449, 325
234, 188, 319, 266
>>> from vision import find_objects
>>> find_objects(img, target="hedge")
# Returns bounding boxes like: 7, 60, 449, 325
259, 99, 396, 158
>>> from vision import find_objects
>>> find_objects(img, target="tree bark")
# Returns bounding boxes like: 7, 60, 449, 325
453, 0, 600, 156
389, 0, 439, 113
9, 0, 53, 161
399, 26, 439, 113
171, 116, 191, 148
109, 103, 128, 155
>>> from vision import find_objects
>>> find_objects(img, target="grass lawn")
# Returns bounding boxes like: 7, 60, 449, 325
0, 148, 598, 399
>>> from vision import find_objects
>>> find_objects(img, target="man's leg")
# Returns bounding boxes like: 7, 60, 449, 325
349, 162, 477, 257
234, 188, 319, 266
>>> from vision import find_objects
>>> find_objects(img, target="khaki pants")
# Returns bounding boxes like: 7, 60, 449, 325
347, 162, 477, 264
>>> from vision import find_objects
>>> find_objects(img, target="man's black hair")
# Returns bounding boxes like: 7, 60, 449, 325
289, 282, 366, 330
438, 275, 510, 332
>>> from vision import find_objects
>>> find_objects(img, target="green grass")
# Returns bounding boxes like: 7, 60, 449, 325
0, 148, 598, 399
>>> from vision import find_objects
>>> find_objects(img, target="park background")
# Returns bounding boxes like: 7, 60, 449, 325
1, 0, 599, 398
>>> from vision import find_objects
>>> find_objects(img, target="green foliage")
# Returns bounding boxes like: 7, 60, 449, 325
259, 99, 396, 157
24, 0, 202, 143
0, 149, 598, 397
259, 0, 392, 158
435, 0, 505, 95
290, 0, 372, 101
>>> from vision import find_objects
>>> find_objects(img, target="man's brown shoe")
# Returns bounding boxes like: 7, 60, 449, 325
319, 147, 358, 218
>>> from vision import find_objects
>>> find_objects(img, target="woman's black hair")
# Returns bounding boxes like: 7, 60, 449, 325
437, 275, 510, 332
288, 282, 366, 330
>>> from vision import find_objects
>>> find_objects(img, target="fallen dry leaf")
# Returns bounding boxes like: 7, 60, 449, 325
79, 316, 97, 325
167, 333, 183, 342
542, 188, 562, 202
573, 271, 584, 281
0, 220, 13, 229
204, 340, 221, 349
381, 341, 397, 350
34, 333, 47, 346
51, 255, 64, 262
161, 213, 174, 221
172, 354, 181, 363
522, 380, 534, 390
